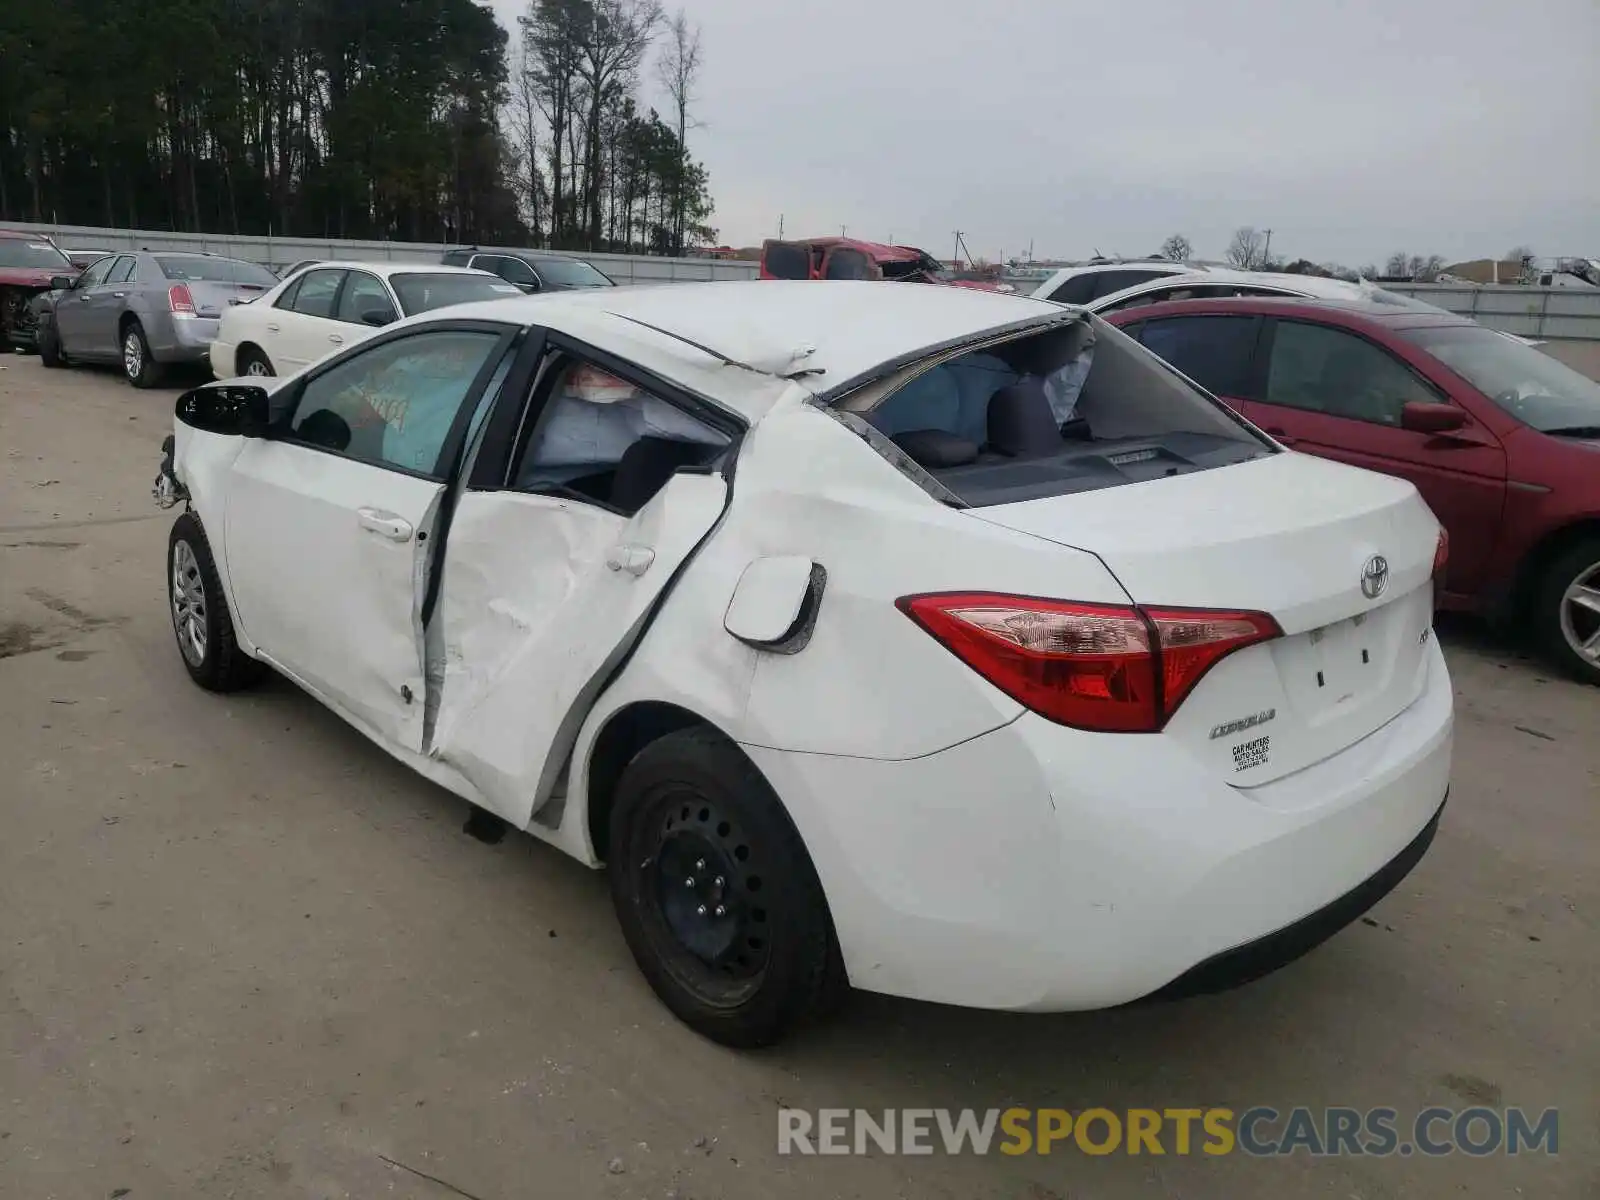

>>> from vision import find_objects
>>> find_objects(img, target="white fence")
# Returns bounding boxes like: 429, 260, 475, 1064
3, 219, 761, 284
1376, 282, 1600, 342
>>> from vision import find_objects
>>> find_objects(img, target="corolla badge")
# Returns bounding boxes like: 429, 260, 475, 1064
1360, 554, 1390, 600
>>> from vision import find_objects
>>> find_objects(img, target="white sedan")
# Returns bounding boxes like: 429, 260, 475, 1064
154, 281, 1453, 1046
208, 261, 523, 380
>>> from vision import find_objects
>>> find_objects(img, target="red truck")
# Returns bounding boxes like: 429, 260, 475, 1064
759, 237, 1008, 291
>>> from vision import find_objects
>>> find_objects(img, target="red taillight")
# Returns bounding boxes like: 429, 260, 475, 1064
898, 592, 1281, 733
168, 283, 196, 314
1432, 528, 1449, 579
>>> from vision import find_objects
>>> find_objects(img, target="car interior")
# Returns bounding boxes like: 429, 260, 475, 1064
510, 357, 731, 515
851, 322, 1274, 506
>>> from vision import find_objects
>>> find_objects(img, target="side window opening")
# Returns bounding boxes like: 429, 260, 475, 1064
1264, 322, 1439, 425
286, 329, 505, 475
510, 355, 730, 516
843, 319, 1271, 507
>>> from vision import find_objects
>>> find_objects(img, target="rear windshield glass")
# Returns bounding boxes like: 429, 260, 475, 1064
0, 239, 72, 269
764, 242, 811, 279
535, 258, 613, 287
838, 317, 1273, 507
390, 272, 523, 316
156, 256, 277, 285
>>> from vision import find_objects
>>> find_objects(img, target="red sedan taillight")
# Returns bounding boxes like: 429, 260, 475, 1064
168, 283, 197, 315
1433, 529, 1449, 580
897, 593, 1282, 733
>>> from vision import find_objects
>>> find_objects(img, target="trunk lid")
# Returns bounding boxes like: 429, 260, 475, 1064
970, 452, 1441, 784
185, 280, 269, 318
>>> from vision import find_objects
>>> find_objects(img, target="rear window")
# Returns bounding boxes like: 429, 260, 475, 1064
156, 256, 277, 285
763, 242, 811, 279
836, 318, 1273, 507
1138, 314, 1260, 397
390, 272, 523, 315
535, 257, 613, 287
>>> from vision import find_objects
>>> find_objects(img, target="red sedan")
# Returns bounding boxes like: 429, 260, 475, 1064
1105, 295, 1600, 683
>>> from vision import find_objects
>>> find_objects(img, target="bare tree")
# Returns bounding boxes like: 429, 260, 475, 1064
1505, 245, 1534, 263
1158, 233, 1191, 262
1384, 251, 1410, 277
521, 0, 590, 245
577, 0, 662, 247
656, 9, 703, 254
1225, 227, 1268, 270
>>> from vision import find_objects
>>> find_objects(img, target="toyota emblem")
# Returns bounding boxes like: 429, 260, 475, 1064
1360, 555, 1390, 600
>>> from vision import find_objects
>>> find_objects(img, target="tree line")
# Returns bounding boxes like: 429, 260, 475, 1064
0, 0, 715, 255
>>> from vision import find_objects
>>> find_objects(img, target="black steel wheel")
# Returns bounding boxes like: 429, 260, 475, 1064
609, 727, 843, 1047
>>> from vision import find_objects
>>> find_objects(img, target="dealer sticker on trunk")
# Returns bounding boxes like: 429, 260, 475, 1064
1232, 735, 1271, 773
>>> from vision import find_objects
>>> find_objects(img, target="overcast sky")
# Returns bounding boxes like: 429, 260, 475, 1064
487, 0, 1599, 266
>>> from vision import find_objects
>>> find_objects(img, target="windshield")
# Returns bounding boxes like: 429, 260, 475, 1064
156, 255, 277, 285
0, 239, 72, 270
391, 272, 523, 315
1399, 324, 1600, 433
536, 258, 612, 287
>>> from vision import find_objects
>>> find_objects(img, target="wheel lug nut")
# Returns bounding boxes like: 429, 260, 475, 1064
695, 859, 706, 870
713, 905, 726, 917
684, 877, 696, 888
714, 876, 725, 888
696, 904, 708, 916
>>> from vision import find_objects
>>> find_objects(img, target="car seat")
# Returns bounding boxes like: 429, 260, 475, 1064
986, 379, 1063, 456
610, 436, 713, 513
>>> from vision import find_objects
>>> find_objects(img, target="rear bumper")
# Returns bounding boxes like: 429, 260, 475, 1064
148, 313, 220, 363
1149, 790, 1444, 1000
743, 637, 1453, 1012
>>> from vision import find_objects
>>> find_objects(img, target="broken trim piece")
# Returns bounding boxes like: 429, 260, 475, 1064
607, 312, 823, 380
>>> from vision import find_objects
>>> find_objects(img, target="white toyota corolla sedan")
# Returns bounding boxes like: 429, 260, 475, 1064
154, 281, 1453, 1047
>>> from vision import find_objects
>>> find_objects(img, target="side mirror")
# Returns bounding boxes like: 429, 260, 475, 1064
361, 308, 394, 327
519, 280, 541, 293
1400, 401, 1468, 434
50, 275, 75, 291
175, 384, 273, 438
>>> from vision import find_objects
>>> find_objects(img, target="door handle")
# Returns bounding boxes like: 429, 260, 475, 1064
329, 333, 344, 345
357, 508, 414, 542
1265, 427, 1299, 446
112, 291, 126, 299
605, 544, 656, 576
266, 322, 280, 332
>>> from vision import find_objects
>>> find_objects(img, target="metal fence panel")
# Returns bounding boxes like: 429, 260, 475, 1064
1, 220, 761, 283
1382, 282, 1600, 342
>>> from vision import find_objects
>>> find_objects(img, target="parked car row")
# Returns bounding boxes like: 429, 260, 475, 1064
19, 242, 614, 385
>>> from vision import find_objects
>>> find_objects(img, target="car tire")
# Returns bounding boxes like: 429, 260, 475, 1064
167, 512, 264, 693
122, 320, 165, 388
38, 324, 66, 368
1533, 538, 1600, 686
236, 345, 275, 378
608, 726, 845, 1048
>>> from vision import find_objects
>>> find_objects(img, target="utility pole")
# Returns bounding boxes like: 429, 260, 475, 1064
1262, 228, 1273, 268
953, 230, 964, 268
777, 213, 784, 239
840, 224, 847, 238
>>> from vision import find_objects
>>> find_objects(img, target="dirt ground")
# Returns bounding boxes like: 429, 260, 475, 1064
1, 352, 1595, 1200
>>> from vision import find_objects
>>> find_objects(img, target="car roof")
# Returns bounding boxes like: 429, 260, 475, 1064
289, 260, 491, 277
1104, 293, 1476, 329
423, 280, 1068, 418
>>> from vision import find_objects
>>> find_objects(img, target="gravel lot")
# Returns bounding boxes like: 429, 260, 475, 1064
1, 352, 1596, 1199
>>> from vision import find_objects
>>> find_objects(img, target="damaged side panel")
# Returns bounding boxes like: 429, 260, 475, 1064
426, 471, 730, 830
